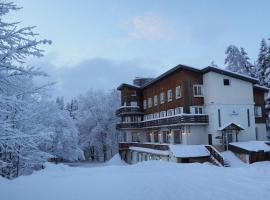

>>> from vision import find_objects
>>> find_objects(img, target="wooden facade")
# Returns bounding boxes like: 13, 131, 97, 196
142, 69, 204, 114
253, 87, 266, 123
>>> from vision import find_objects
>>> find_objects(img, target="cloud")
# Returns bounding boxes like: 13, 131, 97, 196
33, 56, 158, 100
126, 13, 174, 40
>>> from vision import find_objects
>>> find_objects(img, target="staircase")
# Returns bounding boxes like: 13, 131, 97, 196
205, 145, 230, 167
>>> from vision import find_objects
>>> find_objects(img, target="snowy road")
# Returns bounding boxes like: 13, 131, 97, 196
0, 160, 270, 200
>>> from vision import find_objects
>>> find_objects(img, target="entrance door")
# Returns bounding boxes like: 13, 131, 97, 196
223, 133, 233, 150
208, 134, 212, 145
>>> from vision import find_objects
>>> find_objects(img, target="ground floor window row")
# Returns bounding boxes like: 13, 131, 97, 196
131, 151, 169, 163
120, 129, 190, 144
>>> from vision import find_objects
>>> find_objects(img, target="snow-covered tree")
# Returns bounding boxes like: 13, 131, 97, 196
0, 1, 84, 178
28, 101, 84, 162
210, 61, 219, 68
0, 1, 53, 178
66, 98, 78, 120
256, 39, 270, 85
225, 45, 254, 76
56, 96, 65, 110
75, 89, 120, 161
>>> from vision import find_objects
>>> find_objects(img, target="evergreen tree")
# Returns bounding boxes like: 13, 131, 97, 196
56, 96, 65, 110
225, 45, 253, 76
257, 39, 269, 85
240, 47, 254, 76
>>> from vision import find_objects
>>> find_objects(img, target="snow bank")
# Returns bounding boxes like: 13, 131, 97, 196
105, 153, 127, 166
170, 144, 210, 158
222, 151, 246, 167
0, 160, 270, 200
129, 146, 170, 156
230, 141, 270, 152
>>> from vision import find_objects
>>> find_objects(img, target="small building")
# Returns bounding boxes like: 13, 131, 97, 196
229, 141, 270, 163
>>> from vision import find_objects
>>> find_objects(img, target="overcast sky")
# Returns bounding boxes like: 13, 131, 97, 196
11, 0, 270, 99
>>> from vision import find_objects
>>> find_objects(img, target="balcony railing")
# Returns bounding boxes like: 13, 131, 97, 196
116, 106, 144, 116
116, 114, 208, 129
119, 142, 169, 151
116, 122, 141, 129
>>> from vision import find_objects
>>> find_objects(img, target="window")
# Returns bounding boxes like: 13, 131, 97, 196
143, 115, 147, 121
154, 95, 158, 106
175, 107, 183, 115
131, 91, 137, 96
148, 97, 152, 108
160, 92, 165, 104
218, 109, 221, 127
193, 85, 203, 97
167, 109, 174, 116
130, 101, 137, 107
148, 114, 153, 120
255, 106, 262, 117
143, 100, 147, 109
223, 79, 230, 86
190, 106, 203, 114
154, 112, 159, 119
167, 89, 172, 102
247, 109, 250, 127
175, 86, 181, 99
160, 111, 166, 118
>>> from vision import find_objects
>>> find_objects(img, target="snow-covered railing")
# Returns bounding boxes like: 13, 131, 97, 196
119, 142, 169, 151
116, 114, 209, 129
116, 106, 143, 116
142, 114, 208, 128
205, 145, 225, 166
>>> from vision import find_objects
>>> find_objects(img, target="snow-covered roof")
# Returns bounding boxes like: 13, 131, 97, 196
253, 84, 269, 92
218, 122, 244, 131
129, 147, 170, 156
201, 66, 259, 83
230, 141, 270, 152
117, 64, 259, 90
169, 145, 210, 158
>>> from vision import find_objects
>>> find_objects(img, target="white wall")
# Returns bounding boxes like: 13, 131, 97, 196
255, 123, 267, 141
186, 126, 208, 145
203, 72, 256, 145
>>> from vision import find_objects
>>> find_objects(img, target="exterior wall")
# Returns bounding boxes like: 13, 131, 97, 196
253, 88, 266, 123
203, 71, 256, 145
142, 69, 204, 114
120, 86, 142, 107
185, 126, 208, 145
255, 123, 267, 141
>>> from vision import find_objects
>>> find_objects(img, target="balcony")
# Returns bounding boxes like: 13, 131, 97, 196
116, 114, 208, 129
116, 122, 141, 129
119, 142, 169, 151
116, 106, 144, 116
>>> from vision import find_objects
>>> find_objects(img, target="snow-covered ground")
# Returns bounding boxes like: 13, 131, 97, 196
0, 155, 270, 200
222, 151, 247, 167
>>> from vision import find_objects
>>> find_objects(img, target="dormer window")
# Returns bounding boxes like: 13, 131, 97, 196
223, 79, 230, 86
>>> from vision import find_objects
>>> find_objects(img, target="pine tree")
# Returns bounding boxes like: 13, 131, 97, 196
257, 39, 269, 85
240, 47, 253, 76
56, 96, 65, 110
225, 45, 242, 72
225, 45, 253, 76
